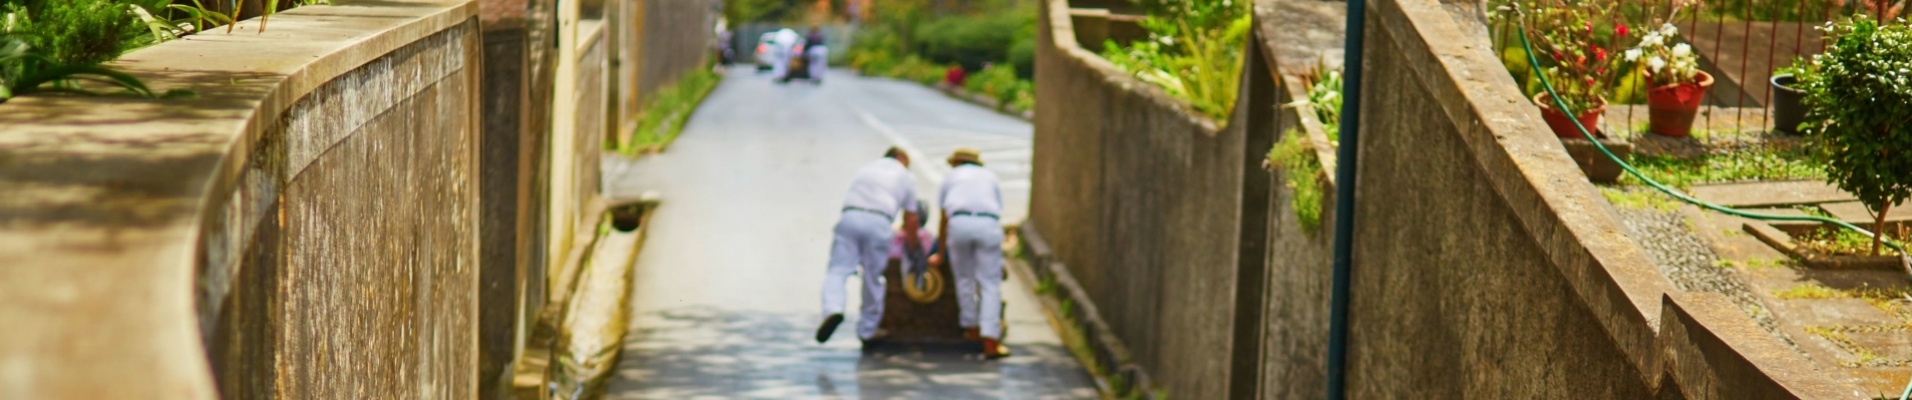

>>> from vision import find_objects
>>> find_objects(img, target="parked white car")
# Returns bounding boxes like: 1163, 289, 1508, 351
753, 29, 801, 72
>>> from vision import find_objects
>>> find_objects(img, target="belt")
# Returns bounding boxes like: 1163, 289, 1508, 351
842, 206, 893, 220
951, 211, 1000, 220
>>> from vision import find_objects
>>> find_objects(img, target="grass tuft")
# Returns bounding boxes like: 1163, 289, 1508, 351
618, 68, 721, 155
1268, 129, 1326, 234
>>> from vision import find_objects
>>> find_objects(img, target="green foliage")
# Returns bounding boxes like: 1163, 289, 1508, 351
846, 3, 1036, 111
1618, 147, 1822, 189
1798, 17, 1912, 254
1289, 60, 1342, 139
0, 35, 182, 101
726, 0, 799, 24
4, 0, 167, 66
1489, 0, 1631, 113
1268, 129, 1326, 234
910, 6, 1034, 71
963, 63, 1032, 112
621, 68, 721, 154
1099, 0, 1250, 119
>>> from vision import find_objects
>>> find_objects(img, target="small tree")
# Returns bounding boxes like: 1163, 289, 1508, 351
1799, 17, 1912, 255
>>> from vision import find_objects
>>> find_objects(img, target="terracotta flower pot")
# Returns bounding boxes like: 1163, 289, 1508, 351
1645, 71, 1715, 137
1533, 92, 1606, 139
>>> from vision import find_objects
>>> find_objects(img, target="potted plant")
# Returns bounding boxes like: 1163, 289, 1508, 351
1798, 17, 1912, 256
1500, 0, 1627, 138
1770, 59, 1809, 134
1626, 22, 1712, 137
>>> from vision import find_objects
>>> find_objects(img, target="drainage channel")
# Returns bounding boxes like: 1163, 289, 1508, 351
517, 200, 654, 399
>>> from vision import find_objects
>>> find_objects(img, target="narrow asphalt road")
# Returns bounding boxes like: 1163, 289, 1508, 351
600, 66, 1094, 399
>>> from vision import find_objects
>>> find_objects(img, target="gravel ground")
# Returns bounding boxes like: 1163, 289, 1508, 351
1613, 206, 1798, 349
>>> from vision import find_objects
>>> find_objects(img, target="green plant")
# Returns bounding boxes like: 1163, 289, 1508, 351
1099, 0, 1251, 118
0, 35, 174, 101
911, 7, 1032, 71
1268, 129, 1326, 234
620, 68, 721, 154
1624, 22, 1700, 86
1492, 0, 1630, 113
1798, 17, 1912, 255
964, 63, 1030, 110
4, 0, 168, 66
1289, 59, 1343, 138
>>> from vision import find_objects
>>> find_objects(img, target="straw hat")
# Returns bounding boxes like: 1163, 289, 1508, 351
947, 147, 983, 166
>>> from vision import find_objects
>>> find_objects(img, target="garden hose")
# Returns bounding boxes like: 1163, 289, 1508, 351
1514, 27, 1912, 400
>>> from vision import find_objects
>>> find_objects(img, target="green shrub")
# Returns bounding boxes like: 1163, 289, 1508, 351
1799, 17, 1912, 255
964, 63, 1022, 106
911, 7, 1034, 71
1099, 0, 1251, 119
1007, 34, 1036, 79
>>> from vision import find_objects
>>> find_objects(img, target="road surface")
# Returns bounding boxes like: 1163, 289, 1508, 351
599, 66, 1094, 399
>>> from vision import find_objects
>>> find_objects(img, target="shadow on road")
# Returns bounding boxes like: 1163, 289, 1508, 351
604, 305, 1096, 399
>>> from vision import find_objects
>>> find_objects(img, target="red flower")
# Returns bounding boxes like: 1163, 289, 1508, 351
1594, 48, 1607, 62
1616, 24, 1630, 36
1585, 22, 1593, 33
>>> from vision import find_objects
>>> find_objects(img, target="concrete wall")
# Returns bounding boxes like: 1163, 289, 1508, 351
476, 0, 557, 396
1030, 0, 1257, 396
0, 2, 482, 398
1335, 0, 1850, 397
1032, 0, 1866, 397
626, 0, 716, 121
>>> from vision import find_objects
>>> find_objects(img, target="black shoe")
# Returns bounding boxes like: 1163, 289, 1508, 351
816, 314, 844, 343
859, 330, 892, 351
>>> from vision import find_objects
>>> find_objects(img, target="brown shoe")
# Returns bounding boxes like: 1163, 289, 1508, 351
983, 338, 1011, 359
963, 327, 981, 342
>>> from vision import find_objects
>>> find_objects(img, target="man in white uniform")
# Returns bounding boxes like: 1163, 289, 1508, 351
817, 147, 923, 345
932, 147, 1009, 358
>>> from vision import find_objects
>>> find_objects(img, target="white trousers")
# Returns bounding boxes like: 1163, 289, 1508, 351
770, 49, 789, 78
821, 210, 891, 340
806, 46, 828, 80
948, 216, 1004, 339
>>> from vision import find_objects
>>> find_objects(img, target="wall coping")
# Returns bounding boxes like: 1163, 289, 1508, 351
1041, 0, 1222, 134
0, 1, 476, 397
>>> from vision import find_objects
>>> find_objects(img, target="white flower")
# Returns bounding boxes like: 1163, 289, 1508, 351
1642, 34, 1664, 47
1659, 23, 1678, 36
1647, 56, 1667, 72
1672, 43, 1692, 58
1624, 49, 1643, 61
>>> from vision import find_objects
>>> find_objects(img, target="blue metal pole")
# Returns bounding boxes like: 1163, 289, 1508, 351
1325, 0, 1366, 397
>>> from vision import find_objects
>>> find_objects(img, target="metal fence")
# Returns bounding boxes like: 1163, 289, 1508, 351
1612, 0, 1903, 135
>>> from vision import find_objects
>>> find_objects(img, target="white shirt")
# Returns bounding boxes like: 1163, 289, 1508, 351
842, 158, 920, 218
939, 164, 1002, 215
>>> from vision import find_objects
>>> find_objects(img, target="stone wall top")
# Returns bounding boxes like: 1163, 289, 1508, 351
0, 2, 477, 397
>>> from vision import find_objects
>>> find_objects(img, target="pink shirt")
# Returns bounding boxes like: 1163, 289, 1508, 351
889, 229, 937, 260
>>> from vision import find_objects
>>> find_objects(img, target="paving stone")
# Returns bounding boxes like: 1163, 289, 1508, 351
1773, 298, 1892, 328
1690, 180, 1852, 208
1819, 201, 1912, 225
